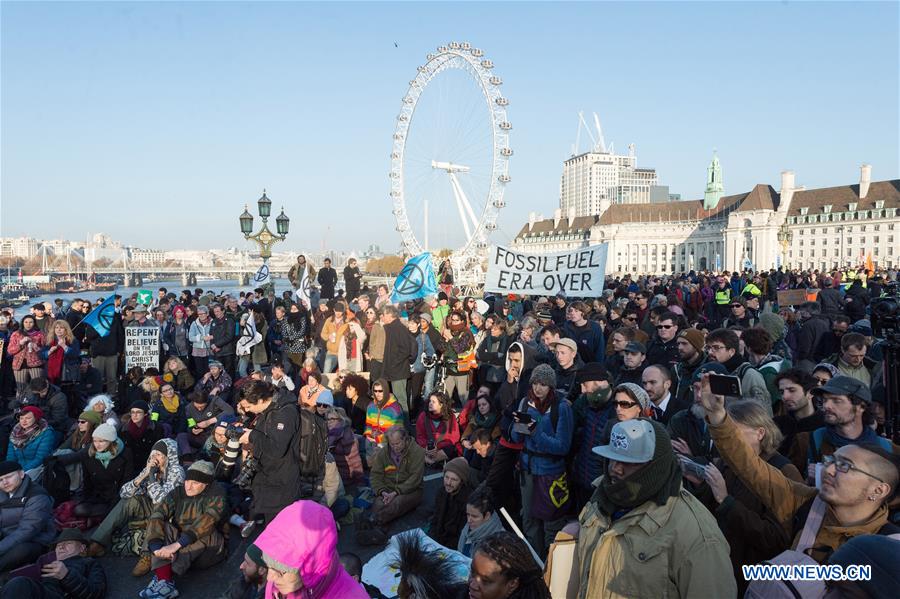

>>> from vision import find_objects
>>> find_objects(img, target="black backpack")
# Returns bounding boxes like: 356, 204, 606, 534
298, 409, 328, 483
42, 459, 72, 506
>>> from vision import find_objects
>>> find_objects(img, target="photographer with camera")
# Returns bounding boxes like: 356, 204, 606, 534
235, 380, 302, 526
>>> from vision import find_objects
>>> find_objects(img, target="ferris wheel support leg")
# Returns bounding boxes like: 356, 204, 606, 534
448, 172, 481, 238
451, 178, 474, 241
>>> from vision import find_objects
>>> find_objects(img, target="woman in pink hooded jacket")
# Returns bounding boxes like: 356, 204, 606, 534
254, 500, 368, 599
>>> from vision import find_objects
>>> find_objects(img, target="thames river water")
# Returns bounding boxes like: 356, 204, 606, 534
9, 278, 286, 317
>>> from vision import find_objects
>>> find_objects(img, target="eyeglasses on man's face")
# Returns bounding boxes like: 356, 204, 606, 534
822, 454, 885, 483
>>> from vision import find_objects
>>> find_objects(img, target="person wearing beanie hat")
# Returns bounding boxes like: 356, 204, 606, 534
673, 328, 708, 407
0, 458, 57, 573
7, 405, 56, 474
529, 363, 557, 389
430, 457, 473, 550
85, 438, 185, 565
511, 356, 575, 557
611, 382, 652, 420
59, 410, 103, 452
139, 459, 227, 598
121, 397, 164, 469
52, 419, 131, 529
222, 543, 269, 599
827, 535, 900, 599
579, 418, 737, 598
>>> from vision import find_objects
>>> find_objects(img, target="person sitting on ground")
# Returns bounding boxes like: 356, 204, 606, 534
138, 461, 227, 599
76, 356, 104, 401
148, 381, 185, 437
85, 394, 120, 430
7, 406, 57, 479
468, 531, 551, 599
53, 423, 134, 520
0, 528, 107, 599
390, 530, 468, 599
700, 373, 900, 564
297, 370, 332, 412
572, 419, 736, 598
366, 425, 425, 538
430, 457, 474, 550
0, 460, 56, 573
194, 360, 233, 402
163, 356, 195, 396
223, 544, 267, 599
326, 407, 364, 488
86, 439, 185, 575
59, 410, 101, 453
340, 373, 370, 435
176, 390, 234, 459
457, 484, 505, 559
22, 376, 70, 440
253, 500, 368, 599
416, 390, 462, 467
122, 400, 164, 469
467, 429, 496, 484
363, 378, 403, 459
461, 391, 502, 452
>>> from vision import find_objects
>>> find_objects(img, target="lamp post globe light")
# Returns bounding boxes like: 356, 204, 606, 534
777, 221, 793, 269
239, 189, 289, 293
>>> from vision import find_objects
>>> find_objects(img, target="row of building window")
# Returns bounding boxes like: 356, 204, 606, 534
789, 208, 897, 224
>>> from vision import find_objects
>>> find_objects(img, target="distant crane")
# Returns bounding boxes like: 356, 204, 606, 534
572, 111, 608, 155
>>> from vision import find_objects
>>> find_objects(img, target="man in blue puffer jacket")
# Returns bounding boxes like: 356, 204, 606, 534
510, 363, 574, 559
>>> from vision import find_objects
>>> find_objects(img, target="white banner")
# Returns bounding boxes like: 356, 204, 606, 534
485, 244, 608, 297
252, 263, 271, 287
125, 326, 160, 370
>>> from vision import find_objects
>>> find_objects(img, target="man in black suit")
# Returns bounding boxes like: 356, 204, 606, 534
642, 364, 689, 425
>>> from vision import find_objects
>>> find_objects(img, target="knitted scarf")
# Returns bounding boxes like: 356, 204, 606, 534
592, 422, 682, 517
472, 409, 499, 431
127, 416, 149, 439
11, 418, 49, 448
161, 392, 180, 414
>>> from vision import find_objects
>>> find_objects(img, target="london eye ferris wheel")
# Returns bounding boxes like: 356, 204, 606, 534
389, 41, 511, 281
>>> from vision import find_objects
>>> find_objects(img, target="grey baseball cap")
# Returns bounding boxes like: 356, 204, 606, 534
593, 419, 656, 464
624, 341, 646, 354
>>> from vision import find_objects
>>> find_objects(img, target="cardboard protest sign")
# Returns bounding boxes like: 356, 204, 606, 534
485, 244, 608, 297
777, 289, 816, 306
125, 326, 160, 369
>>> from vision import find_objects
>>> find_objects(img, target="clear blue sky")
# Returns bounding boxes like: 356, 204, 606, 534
2, 1, 898, 253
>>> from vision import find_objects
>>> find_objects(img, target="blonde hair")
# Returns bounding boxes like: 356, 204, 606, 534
726, 400, 784, 457
48, 319, 75, 346
165, 356, 188, 373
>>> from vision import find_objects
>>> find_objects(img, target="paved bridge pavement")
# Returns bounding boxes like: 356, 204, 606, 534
101, 476, 442, 597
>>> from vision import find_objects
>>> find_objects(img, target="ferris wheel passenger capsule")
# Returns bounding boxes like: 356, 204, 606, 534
438, 46, 448, 53
449, 42, 460, 49
481, 60, 494, 69
498, 122, 512, 130
461, 42, 471, 49
498, 174, 511, 183
500, 148, 513, 157
471, 48, 484, 57
489, 76, 502, 85
495, 97, 509, 106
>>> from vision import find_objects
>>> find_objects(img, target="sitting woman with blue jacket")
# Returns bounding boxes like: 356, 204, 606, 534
509, 363, 574, 559
7, 406, 58, 480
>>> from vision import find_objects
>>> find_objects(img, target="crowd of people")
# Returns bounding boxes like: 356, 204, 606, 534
0, 254, 898, 598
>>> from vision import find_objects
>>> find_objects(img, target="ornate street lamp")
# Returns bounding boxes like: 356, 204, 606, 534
777, 221, 793, 270
239, 190, 289, 292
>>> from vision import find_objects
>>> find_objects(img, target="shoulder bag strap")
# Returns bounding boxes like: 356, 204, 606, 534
796, 495, 827, 553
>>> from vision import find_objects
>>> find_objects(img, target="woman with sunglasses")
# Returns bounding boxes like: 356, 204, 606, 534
599, 383, 653, 446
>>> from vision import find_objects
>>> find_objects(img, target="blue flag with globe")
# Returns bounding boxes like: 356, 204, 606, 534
80, 295, 117, 337
390, 253, 437, 303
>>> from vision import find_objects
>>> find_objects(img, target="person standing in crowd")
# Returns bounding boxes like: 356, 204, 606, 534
438, 259, 454, 298
209, 304, 237, 379
288, 255, 316, 290
794, 301, 830, 371
571, 363, 614, 511
573, 419, 736, 598
85, 305, 123, 397
549, 337, 584, 399
825, 332, 881, 388
316, 258, 338, 301
700, 373, 899, 565
816, 276, 844, 317
773, 369, 825, 473
614, 341, 647, 387
672, 328, 706, 406
281, 302, 311, 369
236, 380, 301, 526
563, 301, 605, 364
703, 328, 771, 410
188, 305, 213, 378
710, 275, 732, 326
441, 309, 476, 406
8, 314, 45, 398
814, 315, 850, 361
510, 364, 573, 558
642, 365, 687, 425
380, 305, 417, 418
343, 258, 363, 302
644, 311, 680, 370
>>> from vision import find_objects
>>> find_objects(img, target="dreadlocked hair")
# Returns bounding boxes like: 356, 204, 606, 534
390, 530, 464, 598
475, 532, 551, 599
